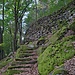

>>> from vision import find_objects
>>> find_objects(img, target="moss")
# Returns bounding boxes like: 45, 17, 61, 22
53, 68, 67, 75
38, 36, 45, 41
0, 58, 12, 69
16, 53, 34, 58
4, 70, 23, 75
38, 34, 75, 75
16, 45, 33, 58
8, 65, 31, 69
37, 46, 47, 56
49, 26, 67, 44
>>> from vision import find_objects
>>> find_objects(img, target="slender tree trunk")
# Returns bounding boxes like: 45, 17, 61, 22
13, 0, 20, 52
19, 18, 22, 44
2, 0, 4, 32
0, 27, 3, 60
13, 1, 18, 52
35, 0, 37, 21
0, 0, 5, 60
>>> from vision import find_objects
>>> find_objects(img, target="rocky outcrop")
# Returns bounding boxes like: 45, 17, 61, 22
25, 0, 75, 43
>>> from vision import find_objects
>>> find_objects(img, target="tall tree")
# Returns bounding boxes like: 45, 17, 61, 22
0, 0, 5, 60
13, 0, 20, 52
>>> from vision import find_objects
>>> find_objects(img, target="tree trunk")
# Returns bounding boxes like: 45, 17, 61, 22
0, 27, 4, 60
13, 1, 18, 52
13, 0, 20, 51
19, 18, 22, 44
35, 0, 37, 21
0, 0, 5, 60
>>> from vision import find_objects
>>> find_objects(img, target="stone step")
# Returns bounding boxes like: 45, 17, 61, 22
11, 68, 30, 71
7, 69, 28, 73
8, 65, 31, 69
19, 53, 36, 58
11, 60, 37, 66
20, 50, 37, 53
15, 58, 32, 61
25, 50, 36, 53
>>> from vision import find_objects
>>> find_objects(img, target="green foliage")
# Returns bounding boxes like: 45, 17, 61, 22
3, 31, 12, 56
38, 0, 72, 18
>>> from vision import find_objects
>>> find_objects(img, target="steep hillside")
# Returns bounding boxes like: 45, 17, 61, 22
25, 0, 75, 43
38, 22, 75, 75
1, 0, 75, 75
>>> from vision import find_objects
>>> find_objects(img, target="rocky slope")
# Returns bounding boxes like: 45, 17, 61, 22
25, 0, 75, 43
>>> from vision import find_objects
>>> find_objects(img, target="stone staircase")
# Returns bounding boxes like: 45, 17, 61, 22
8, 49, 39, 75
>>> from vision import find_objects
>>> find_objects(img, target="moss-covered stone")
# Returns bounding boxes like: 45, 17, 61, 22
38, 25, 75, 75
4, 70, 24, 75
0, 58, 12, 69
16, 45, 34, 58
37, 46, 47, 56
52, 68, 68, 75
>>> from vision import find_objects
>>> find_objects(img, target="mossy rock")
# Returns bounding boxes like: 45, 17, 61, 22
8, 65, 31, 69
16, 45, 34, 58
15, 58, 31, 61
0, 58, 12, 69
38, 35, 75, 75
4, 70, 24, 75
37, 37, 46, 46
52, 68, 68, 75
37, 46, 47, 56
11, 60, 37, 66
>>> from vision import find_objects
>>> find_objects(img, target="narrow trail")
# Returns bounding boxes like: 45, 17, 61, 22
8, 49, 39, 75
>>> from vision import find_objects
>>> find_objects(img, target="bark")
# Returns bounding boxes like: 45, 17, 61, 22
13, 0, 20, 51
0, 0, 5, 60
0, 27, 4, 60
13, 1, 18, 52
35, 0, 37, 21
19, 18, 22, 44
